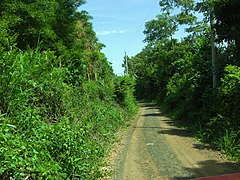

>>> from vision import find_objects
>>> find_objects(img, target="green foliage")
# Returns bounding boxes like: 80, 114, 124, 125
218, 130, 240, 161
0, 50, 137, 179
214, 0, 240, 47
144, 13, 178, 43
217, 65, 240, 129
0, 0, 86, 51
114, 76, 138, 115
0, 1, 138, 178
0, 50, 66, 121
129, 0, 240, 162
1, 118, 65, 179
202, 65, 240, 149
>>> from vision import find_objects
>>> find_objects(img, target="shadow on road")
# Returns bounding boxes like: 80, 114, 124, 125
141, 105, 196, 138
158, 128, 191, 137
172, 160, 240, 179
142, 112, 165, 117
141, 111, 193, 138
132, 126, 161, 129
192, 143, 212, 151
140, 103, 156, 108
145, 107, 160, 110
141, 103, 240, 179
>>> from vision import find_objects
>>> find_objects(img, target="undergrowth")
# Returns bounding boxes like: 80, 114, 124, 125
0, 50, 137, 179
162, 65, 240, 162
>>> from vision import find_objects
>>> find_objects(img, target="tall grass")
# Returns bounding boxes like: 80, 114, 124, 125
0, 50, 137, 179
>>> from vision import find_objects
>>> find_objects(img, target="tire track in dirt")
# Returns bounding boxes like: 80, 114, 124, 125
113, 103, 239, 180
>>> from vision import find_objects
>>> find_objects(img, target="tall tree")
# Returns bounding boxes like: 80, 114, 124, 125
214, 0, 240, 51
0, 0, 86, 51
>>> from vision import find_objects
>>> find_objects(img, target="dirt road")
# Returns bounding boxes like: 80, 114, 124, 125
112, 103, 239, 180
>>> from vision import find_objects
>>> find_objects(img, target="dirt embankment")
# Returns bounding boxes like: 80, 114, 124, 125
110, 103, 239, 180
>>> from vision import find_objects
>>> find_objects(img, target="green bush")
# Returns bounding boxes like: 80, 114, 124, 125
114, 76, 138, 115
0, 0, 139, 178
219, 65, 240, 126
0, 50, 137, 179
193, 65, 240, 160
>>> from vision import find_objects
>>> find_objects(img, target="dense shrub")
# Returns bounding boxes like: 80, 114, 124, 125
203, 65, 240, 159
0, 50, 137, 179
0, 0, 138, 178
129, 28, 240, 161
114, 76, 138, 115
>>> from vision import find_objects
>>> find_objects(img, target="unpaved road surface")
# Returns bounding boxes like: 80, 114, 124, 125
113, 103, 239, 180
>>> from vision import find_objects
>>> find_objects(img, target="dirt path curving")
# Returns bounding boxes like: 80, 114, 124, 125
112, 103, 239, 180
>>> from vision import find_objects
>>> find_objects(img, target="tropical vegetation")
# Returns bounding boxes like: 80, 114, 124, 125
0, 0, 137, 179
127, 0, 240, 162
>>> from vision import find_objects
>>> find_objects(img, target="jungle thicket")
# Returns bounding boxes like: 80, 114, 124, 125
0, 0, 137, 179
127, 0, 240, 161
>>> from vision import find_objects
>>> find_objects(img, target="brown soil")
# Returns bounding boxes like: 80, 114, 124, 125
109, 103, 239, 180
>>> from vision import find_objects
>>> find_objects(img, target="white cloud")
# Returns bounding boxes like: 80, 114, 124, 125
96, 30, 126, 36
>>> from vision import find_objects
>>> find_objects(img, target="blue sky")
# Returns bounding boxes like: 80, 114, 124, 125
80, 0, 160, 75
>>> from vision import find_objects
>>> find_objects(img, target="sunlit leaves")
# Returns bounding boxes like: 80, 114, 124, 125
0, 0, 130, 178
159, 0, 195, 12
144, 13, 178, 43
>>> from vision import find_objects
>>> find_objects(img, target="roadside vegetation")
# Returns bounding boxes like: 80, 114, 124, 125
0, 0, 137, 179
127, 0, 240, 162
